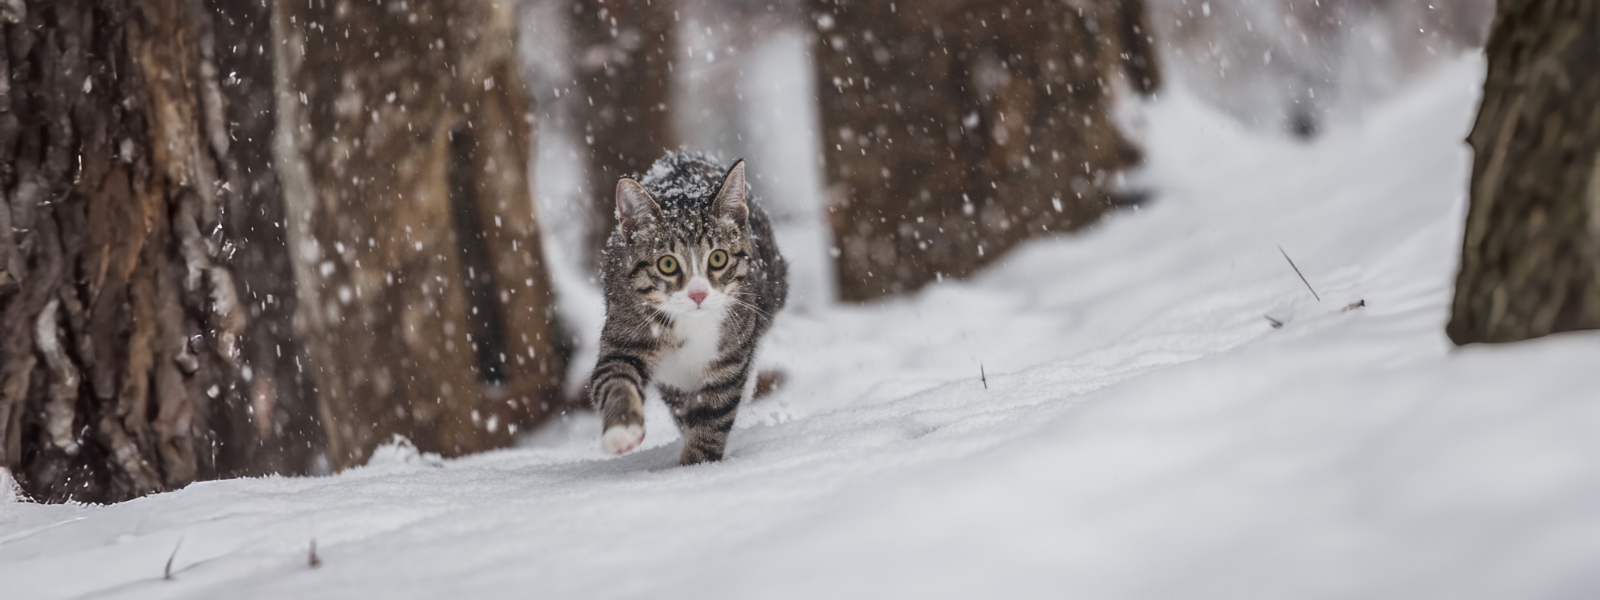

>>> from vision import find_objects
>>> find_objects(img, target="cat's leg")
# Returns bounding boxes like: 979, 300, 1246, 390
590, 354, 649, 454
659, 387, 692, 434
671, 362, 753, 466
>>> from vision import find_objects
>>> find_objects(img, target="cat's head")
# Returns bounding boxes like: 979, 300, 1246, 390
612, 160, 752, 321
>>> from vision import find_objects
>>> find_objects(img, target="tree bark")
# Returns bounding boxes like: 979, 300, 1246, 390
0, 0, 255, 502
812, 0, 1158, 302
206, 0, 323, 476
572, 0, 677, 260
1447, 0, 1600, 344
275, 0, 569, 469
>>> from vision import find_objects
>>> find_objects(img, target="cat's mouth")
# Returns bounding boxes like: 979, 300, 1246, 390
679, 300, 723, 314
659, 292, 726, 316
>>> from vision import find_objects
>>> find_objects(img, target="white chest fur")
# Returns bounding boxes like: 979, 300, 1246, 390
653, 313, 723, 391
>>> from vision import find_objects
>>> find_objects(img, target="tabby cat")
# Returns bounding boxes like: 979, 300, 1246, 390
589, 153, 787, 465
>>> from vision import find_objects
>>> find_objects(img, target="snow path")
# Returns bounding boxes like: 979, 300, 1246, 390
3, 57, 1597, 599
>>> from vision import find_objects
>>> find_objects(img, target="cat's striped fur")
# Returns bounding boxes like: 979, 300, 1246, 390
589, 153, 787, 465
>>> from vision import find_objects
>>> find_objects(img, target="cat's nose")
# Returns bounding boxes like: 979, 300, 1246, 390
685, 277, 711, 307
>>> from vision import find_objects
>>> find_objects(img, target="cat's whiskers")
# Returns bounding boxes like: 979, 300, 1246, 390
726, 292, 772, 319
616, 305, 669, 341
727, 299, 768, 320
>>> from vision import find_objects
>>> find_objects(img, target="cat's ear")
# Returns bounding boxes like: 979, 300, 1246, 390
711, 160, 749, 225
615, 178, 659, 232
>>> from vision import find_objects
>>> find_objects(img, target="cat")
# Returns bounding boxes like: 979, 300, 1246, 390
589, 152, 787, 465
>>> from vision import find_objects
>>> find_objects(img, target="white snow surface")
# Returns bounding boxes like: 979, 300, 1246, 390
4, 56, 1598, 599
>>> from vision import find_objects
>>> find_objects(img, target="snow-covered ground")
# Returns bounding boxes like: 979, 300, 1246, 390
4, 56, 1597, 599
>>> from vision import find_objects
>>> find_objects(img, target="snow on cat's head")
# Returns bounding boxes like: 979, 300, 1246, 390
609, 157, 752, 323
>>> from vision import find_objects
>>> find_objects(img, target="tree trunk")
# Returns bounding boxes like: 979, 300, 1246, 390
275, 0, 570, 469
811, 0, 1158, 301
0, 0, 255, 502
1447, 0, 1600, 344
206, 0, 324, 476
572, 0, 677, 260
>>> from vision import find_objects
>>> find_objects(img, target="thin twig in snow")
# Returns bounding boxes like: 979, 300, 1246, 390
164, 537, 183, 581
980, 363, 988, 390
1277, 245, 1321, 301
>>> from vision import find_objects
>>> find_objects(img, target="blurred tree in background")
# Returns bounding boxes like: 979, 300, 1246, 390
208, 0, 324, 482
1148, 0, 1493, 137
276, 0, 568, 469
1449, 0, 1600, 344
811, 0, 1160, 301
572, 0, 678, 260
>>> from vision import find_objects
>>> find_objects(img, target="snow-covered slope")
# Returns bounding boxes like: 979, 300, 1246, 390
3, 56, 1596, 600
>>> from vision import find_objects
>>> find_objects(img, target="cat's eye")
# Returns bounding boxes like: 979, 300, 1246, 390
708, 250, 728, 269
657, 255, 679, 275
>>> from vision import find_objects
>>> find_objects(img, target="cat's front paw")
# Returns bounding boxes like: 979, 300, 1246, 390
601, 423, 645, 455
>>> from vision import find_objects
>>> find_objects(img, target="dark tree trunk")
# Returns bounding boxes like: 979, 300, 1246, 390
812, 0, 1159, 302
1114, 0, 1161, 96
572, 0, 677, 260
1447, 0, 1600, 344
206, 0, 323, 476
275, 0, 570, 469
0, 0, 255, 502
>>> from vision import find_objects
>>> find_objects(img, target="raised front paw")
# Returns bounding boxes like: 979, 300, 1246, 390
601, 423, 645, 455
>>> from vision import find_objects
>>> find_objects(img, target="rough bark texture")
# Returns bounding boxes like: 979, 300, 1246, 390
813, 0, 1158, 302
0, 0, 254, 502
1447, 0, 1600, 344
572, 0, 677, 260
275, 0, 569, 469
207, 0, 323, 475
